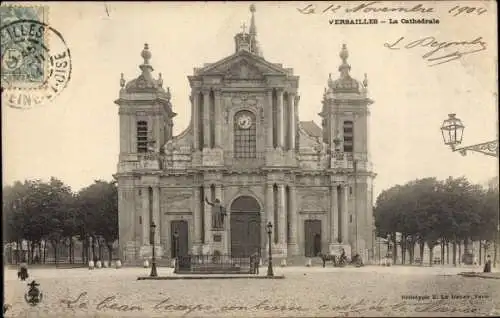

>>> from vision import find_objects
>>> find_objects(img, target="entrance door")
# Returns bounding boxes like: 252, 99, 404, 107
304, 220, 322, 257
171, 220, 188, 258
230, 196, 261, 257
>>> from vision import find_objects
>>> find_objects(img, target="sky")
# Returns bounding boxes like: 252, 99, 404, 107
2, 1, 498, 199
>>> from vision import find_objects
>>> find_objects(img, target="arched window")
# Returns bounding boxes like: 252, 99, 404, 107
137, 121, 148, 153
343, 121, 354, 153
233, 110, 257, 158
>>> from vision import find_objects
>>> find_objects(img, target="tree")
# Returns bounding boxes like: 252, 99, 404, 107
3, 178, 75, 264
77, 180, 118, 263
374, 176, 485, 266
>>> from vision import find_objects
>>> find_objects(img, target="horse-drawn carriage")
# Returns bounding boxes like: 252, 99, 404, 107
317, 251, 364, 268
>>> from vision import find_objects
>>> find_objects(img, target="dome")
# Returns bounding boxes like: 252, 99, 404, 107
326, 44, 362, 94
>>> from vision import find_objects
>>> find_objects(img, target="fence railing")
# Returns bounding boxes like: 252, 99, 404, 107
176, 254, 257, 274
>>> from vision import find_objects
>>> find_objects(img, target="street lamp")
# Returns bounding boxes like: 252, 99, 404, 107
173, 231, 179, 273
266, 222, 274, 277
149, 222, 158, 277
440, 113, 499, 157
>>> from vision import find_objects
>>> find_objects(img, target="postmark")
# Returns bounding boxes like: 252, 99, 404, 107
1, 5, 72, 109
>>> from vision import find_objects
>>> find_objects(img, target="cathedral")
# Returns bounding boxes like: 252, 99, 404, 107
115, 5, 376, 265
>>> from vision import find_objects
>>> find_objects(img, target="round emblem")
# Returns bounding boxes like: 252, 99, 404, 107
237, 114, 252, 129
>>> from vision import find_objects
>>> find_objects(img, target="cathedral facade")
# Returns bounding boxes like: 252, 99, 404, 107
115, 6, 376, 264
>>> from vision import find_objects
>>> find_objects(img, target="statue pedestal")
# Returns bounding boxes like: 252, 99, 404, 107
139, 245, 164, 259
210, 229, 227, 255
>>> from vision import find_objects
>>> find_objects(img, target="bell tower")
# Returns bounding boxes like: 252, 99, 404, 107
319, 44, 375, 259
114, 44, 176, 261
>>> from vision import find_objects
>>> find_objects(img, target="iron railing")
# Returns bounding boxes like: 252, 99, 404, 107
176, 254, 258, 274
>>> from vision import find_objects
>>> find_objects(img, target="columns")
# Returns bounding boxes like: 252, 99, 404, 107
192, 187, 201, 249
289, 93, 295, 151
266, 90, 273, 149
342, 185, 349, 244
277, 184, 286, 247
153, 187, 161, 244
214, 90, 222, 148
203, 185, 212, 244
330, 185, 339, 243
141, 187, 149, 245
265, 183, 274, 248
192, 92, 199, 149
288, 185, 298, 252
203, 90, 210, 148
277, 89, 284, 149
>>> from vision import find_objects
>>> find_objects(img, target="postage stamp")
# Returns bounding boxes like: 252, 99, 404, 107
0, 5, 72, 109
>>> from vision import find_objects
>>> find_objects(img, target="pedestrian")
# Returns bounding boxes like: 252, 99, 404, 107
483, 255, 492, 273
18, 258, 28, 281
253, 252, 259, 275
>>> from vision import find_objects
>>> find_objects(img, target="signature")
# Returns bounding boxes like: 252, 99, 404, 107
59, 293, 487, 315
384, 36, 487, 66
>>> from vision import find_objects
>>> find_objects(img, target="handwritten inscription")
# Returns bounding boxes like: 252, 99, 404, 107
298, 2, 434, 15
384, 36, 487, 66
58, 293, 490, 316
448, 5, 487, 17
297, 1, 488, 16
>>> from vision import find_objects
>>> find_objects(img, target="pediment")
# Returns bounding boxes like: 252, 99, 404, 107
195, 51, 287, 78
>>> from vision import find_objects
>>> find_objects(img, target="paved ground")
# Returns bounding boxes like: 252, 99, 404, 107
4, 265, 500, 317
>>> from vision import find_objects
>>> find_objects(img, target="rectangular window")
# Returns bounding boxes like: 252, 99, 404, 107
343, 121, 354, 153
234, 111, 257, 158
137, 121, 148, 153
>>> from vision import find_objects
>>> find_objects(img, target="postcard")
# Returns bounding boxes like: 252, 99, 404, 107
2, 1, 498, 317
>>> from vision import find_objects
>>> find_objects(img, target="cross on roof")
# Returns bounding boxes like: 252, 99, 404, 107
241, 23, 247, 34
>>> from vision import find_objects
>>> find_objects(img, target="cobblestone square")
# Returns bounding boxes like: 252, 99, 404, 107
4, 266, 500, 317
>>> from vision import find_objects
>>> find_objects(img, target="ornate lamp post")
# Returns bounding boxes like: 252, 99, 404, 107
440, 113, 499, 157
173, 231, 179, 273
149, 222, 158, 277
266, 222, 274, 277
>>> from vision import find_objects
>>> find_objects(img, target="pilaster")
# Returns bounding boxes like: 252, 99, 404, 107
265, 182, 274, 254
214, 89, 222, 148
192, 92, 199, 149
203, 184, 212, 247
192, 187, 202, 254
277, 89, 284, 149
288, 185, 299, 255
342, 185, 349, 244
277, 184, 287, 255
203, 90, 210, 148
141, 187, 149, 245
288, 92, 295, 151
153, 186, 161, 245
266, 89, 273, 149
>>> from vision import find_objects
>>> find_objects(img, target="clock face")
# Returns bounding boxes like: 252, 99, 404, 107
237, 114, 252, 129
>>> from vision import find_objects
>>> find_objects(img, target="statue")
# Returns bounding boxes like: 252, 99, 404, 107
205, 197, 227, 229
